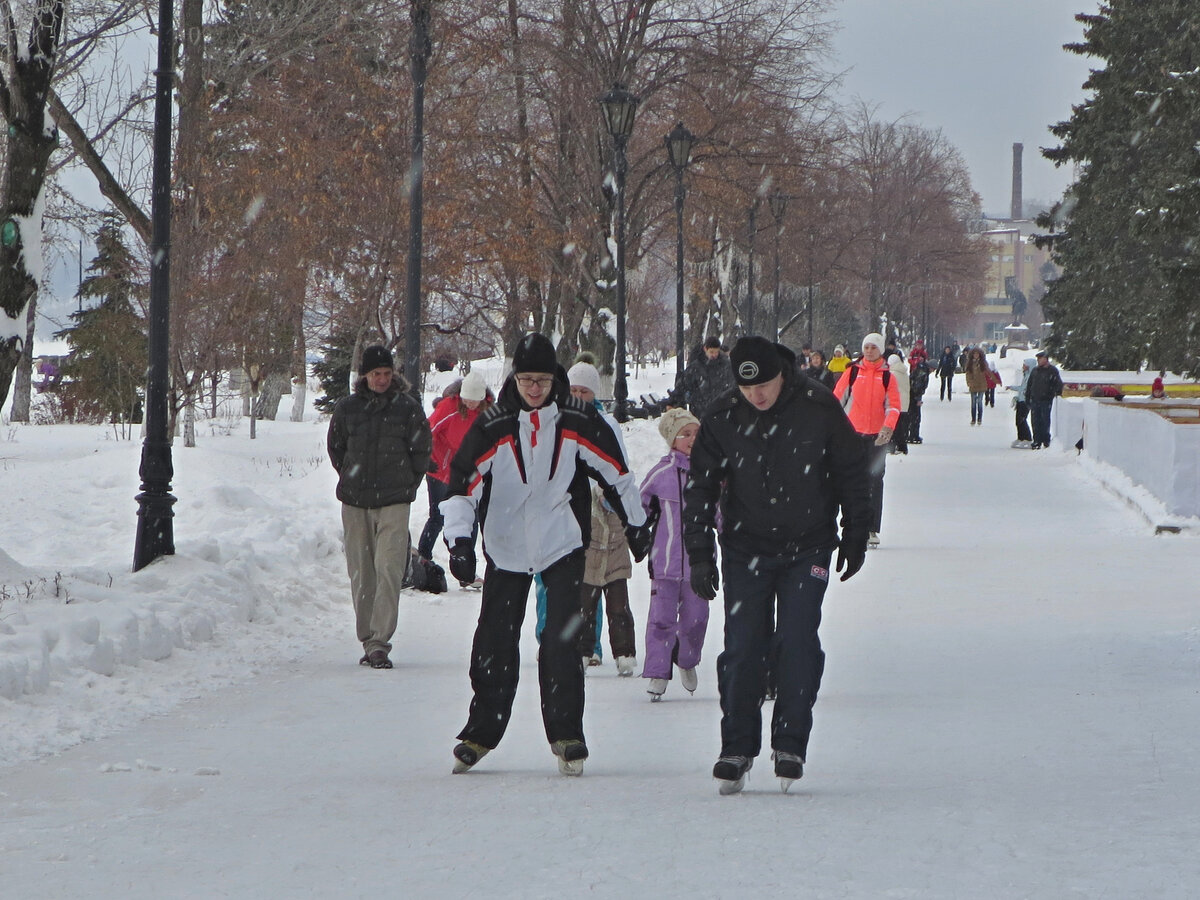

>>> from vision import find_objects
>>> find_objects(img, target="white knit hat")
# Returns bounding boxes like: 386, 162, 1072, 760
863, 333, 885, 351
658, 407, 700, 447
567, 361, 603, 397
459, 370, 487, 402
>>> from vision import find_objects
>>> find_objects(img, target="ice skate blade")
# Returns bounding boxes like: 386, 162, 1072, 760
558, 758, 585, 776
780, 777, 798, 793
717, 775, 747, 795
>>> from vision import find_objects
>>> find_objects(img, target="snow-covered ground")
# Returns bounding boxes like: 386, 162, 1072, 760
3, 361, 1200, 898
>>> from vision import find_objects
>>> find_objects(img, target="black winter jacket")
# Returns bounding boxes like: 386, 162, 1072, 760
327, 374, 432, 508
1026, 363, 1064, 402
684, 364, 872, 562
668, 353, 736, 416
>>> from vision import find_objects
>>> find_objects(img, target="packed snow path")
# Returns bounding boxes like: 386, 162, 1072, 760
3, 396, 1199, 898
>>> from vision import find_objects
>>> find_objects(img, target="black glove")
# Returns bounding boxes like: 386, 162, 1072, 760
625, 523, 652, 562
689, 560, 720, 601
836, 539, 867, 582
447, 538, 476, 585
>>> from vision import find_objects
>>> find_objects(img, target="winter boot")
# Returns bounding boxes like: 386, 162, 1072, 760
616, 656, 636, 677
452, 741, 490, 774
713, 755, 753, 795
679, 666, 698, 694
551, 740, 588, 776
647, 678, 668, 701
772, 750, 804, 792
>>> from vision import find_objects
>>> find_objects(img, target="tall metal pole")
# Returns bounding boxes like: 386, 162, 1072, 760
614, 132, 630, 422
133, 0, 177, 572
746, 201, 757, 335
807, 229, 815, 350
674, 163, 686, 379
405, 0, 432, 398
772, 228, 781, 341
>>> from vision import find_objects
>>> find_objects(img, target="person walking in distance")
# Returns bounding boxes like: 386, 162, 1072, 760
833, 333, 901, 549
685, 336, 871, 794
936, 345, 957, 401
886, 354, 910, 455
441, 333, 651, 776
963, 347, 990, 426
667, 335, 735, 416
1011, 357, 1036, 448
908, 357, 930, 444
327, 345, 432, 670
1026, 350, 1064, 449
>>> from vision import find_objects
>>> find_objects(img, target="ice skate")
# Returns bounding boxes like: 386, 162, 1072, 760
646, 678, 668, 701
772, 750, 804, 792
679, 666, 698, 694
616, 656, 636, 677
867, 532, 880, 549
713, 756, 753, 795
452, 741, 490, 774
551, 740, 588, 776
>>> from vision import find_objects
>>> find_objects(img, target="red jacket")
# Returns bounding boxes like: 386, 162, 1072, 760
833, 358, 901, 435
428, 396, 484, 483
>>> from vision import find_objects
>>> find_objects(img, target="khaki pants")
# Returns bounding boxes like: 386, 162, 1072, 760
341, 503, 410, 655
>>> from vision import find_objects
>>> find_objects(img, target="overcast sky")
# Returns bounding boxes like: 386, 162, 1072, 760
831, 0, 1102, 218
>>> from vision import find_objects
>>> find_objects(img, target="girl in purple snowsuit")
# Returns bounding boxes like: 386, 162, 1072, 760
639, 408, 711, 701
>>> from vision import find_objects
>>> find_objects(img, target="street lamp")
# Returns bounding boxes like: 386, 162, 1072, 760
599, 83, 639, 422
665, 121, 694, 380
768, 191, 788, 340
404, 0, 433, 399
746, 199, 759, 335
133, 0, 176, 571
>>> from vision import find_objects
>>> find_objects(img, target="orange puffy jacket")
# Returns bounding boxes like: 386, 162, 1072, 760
833, 358, 901, 435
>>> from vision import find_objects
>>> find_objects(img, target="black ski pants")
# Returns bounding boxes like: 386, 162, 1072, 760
458, 549, 586, 750
717, 544, 830, 760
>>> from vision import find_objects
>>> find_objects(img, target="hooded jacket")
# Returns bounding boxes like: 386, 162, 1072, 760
440, 371, 646, 574
327, 373, 432, 509
640, 448, 693, 581
428, 395, 488, 484
1015, 358, 1037, 403
684, 356, 871, 561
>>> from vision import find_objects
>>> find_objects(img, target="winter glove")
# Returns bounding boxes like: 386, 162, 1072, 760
625, 523, 653, 562
873, 426, 894, 447
689, 559, 720, 601
447, 538, 477, 585
836, 539, 867, 582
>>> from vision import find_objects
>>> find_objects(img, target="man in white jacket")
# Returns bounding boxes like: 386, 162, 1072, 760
441, 333, 651, 776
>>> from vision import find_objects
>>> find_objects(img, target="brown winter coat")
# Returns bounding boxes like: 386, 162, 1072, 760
583, 486, 633, 587
964, 355, 990, 394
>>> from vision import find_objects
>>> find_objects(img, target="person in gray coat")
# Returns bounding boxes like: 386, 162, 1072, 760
327, 345, 432, 669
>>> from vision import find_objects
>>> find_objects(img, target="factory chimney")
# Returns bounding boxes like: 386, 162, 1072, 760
1011, 142, 1024, 220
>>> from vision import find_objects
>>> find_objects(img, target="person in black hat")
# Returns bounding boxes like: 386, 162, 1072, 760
327, 344, 432, 669
441, 332, 652, 776
1026, 351, 1063, 449
684, 335, 872, 794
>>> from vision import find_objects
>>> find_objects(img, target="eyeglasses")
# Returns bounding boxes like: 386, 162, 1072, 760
515, 375, 554, 388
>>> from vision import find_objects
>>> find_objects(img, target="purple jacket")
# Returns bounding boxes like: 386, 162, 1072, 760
640, 450, 693, 581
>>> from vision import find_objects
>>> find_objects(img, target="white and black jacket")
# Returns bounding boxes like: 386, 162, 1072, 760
440, 372, 646, 575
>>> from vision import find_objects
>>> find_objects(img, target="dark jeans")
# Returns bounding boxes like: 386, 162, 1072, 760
892, 411, 908, 453
939, 374, 953, 400
861, 435, 888, 532
1014, 400, 1032, 442
458, 550, 586, 749
717, 544, 831, 759
909, 401, 923, 440
970, 392, 984, 423
1030, 399, 1053, 446
577, 580, 636, 659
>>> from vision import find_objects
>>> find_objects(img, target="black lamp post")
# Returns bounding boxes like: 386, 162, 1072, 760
746, 199, 758, 335
665, 121, 694, 380
404, 0, 432, 399
768, 191, 788, 341
599, 83, 639, 422
133, 0, 176, 572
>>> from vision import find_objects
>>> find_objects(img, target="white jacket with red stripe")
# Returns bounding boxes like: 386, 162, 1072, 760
440, 376, 645, 575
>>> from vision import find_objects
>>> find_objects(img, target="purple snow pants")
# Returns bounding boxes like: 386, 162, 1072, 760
641, 578, 710, 680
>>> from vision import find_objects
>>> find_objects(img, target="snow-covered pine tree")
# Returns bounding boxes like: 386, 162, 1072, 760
1037, 1, 1200, 374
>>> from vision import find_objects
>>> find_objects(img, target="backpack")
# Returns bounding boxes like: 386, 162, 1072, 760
403, 549, 448, 594
842, 364, 890, 408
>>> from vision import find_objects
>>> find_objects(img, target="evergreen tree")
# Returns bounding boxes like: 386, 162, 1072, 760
54, 213, 148, 426
1036, 1, 1200, 374
313, 329, 357, 414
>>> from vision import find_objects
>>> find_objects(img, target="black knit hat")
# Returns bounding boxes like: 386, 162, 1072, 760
512, 333, 558, 374
361, 345, 394, 373
730, 336, 782, 386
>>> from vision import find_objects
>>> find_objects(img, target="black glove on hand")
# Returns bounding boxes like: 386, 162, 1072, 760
836, 539, 867, 582
448, 538, 477, 585
690, 560, 720, 601
625, 523, 652, 562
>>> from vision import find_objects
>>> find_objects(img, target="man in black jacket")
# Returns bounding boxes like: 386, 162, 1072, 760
668, 335, 735, 416
1026, 350, 1064, 449
327, 345, 432, 669
684, 336, 872, 794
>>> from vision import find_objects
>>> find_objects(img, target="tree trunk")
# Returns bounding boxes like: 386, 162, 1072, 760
9, 299, 36, 422
0, 2, 65, 409
183, 397, 196, 448
254, 370, 287, 420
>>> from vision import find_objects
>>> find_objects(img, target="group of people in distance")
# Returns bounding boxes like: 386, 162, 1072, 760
326, 330, 894, 794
